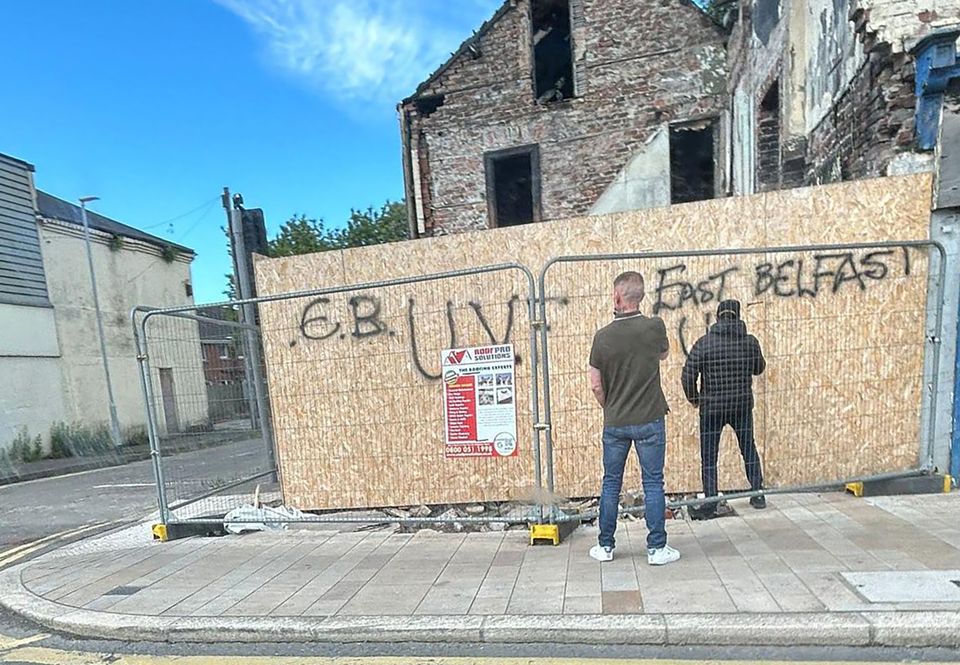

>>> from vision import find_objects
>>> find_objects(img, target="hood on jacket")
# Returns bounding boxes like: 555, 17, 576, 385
710, 318, 748, 337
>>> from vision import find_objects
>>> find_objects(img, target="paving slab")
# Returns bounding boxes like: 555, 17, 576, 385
842, 569, 960, 603
1, 491, 959, 646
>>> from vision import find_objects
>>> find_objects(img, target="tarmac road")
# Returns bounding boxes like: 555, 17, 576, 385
0, 437, 267, 558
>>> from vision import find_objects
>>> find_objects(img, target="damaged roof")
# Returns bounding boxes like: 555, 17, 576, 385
36, 190, 195, 255
404, 0, 514, 102
403, 0, 725, 103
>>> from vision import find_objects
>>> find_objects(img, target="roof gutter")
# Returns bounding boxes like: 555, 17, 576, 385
399, 103, 426, 239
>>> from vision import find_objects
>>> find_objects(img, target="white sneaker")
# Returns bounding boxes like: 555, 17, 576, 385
647, 544, 680, 566
589, 545, 614, 562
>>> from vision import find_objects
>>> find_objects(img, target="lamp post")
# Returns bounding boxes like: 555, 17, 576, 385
79, 196, 123, 449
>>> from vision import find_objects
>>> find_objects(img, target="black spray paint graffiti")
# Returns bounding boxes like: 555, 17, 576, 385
296, 293, 568, 380
653, 247, 913, 356
299, 295, 393, 341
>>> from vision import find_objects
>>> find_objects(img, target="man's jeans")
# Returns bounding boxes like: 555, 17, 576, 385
700, 406, 763, 498
599, 418, 667, 551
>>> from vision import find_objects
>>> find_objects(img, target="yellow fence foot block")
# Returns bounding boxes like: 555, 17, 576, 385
529, 523, 560, 546
845, 482, 864, 497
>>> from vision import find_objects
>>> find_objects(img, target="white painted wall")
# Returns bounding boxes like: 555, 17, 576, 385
37, 219, 208, 437
854, 0, 960, 52
590, 128, 671, 214
732, 87, 756, 196
0, 303, 67, 449
804, 0, 865, 133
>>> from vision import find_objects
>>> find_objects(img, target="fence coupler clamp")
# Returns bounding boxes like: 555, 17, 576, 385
533, 422, 551, 432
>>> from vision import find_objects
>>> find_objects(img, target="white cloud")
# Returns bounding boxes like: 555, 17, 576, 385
216, 0, 499, 107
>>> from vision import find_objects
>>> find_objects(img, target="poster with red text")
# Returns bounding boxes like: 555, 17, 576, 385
441, 344, 518, 459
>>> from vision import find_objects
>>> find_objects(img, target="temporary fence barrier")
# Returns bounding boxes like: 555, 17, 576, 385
136, 240, 948, 537
133, 263, 546, 532
131, 307, 277, 526
536, 240, 947, 521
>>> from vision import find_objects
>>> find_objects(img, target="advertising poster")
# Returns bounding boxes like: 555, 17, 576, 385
441, 344, 518, 459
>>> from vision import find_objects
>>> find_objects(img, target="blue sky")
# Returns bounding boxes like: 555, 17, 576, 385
1, 0, 501, 302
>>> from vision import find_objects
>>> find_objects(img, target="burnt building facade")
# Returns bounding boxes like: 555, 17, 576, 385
728, 0, 959, 195
399, 0, 730, 237
400, 0, 960, 237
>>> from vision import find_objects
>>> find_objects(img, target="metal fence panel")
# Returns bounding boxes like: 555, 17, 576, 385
133, 307, 278, 525
134, 263, 546, 529
537, 241, 947, 516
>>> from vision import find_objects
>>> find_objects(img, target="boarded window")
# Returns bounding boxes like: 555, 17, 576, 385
757, 81, 781, 190
669, 120, 717, 204
532, 0, 574, 103
485, 146, 542, 228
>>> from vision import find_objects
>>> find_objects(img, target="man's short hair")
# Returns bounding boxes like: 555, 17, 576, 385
613, 271, 645, 305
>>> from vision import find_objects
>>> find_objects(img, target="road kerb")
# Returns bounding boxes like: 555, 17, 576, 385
2, 565, 958, 647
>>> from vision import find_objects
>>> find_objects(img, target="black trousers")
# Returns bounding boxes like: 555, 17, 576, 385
700, 406, 764, 498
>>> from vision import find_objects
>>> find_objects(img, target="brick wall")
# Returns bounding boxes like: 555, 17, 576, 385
853, 0, 960, 53
805, 44, 917, 183
728, 0, 926, 193
756, 83, 782, 190
402, 0, 728, 236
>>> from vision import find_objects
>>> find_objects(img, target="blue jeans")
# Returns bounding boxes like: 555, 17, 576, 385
599, 418, 667, 551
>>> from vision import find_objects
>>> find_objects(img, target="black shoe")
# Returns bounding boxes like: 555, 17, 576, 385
750, 495, 767, 510
689, 503, 717, 521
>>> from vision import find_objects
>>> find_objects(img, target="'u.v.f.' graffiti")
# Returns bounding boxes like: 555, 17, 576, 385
295, 294, 569, 380
653, 247, 914, 355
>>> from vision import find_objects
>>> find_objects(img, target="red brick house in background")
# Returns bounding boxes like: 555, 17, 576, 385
399, 0, 959, 238
198, 306, 245, 384
198, 306, 249, 422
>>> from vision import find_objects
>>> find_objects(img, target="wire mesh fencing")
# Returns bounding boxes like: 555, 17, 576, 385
536, 241, 947, 520
136, 263, 549, 531
133, 306, 278, 525
136, 241, 948, 534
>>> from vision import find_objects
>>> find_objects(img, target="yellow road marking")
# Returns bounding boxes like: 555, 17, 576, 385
0, 632, 49, 652
2, 650, 960, 665
0, 529, 78, 560
0, 521, 115, 568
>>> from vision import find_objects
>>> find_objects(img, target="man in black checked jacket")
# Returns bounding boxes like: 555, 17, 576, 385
681, 299, 767, 519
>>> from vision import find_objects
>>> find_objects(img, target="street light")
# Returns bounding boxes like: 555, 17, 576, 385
79, 196, 123, 449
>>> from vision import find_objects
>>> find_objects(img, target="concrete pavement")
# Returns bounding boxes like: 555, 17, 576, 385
1, 491, 959, 647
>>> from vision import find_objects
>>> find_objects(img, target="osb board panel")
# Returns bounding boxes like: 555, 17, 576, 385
254, 174, 933, 509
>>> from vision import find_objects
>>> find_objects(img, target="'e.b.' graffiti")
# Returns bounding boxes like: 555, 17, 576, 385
295, 294, 569, 380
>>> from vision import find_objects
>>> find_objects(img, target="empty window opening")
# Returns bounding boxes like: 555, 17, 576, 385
757, 81, 781, 190
414, 94, 446, 118
532, 0, 574, 103
669, 120, 717, 204
485, 146, 541, 228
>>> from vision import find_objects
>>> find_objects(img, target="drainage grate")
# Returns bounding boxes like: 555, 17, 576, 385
104, 586, 142, 596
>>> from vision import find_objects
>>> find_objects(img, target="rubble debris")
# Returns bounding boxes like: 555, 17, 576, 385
223, 504, 306, 535
411, 505, 432, 518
